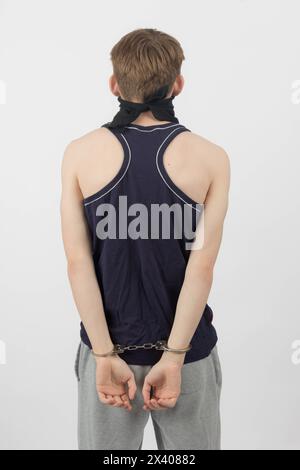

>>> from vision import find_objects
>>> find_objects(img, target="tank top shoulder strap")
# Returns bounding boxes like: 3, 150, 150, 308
100, 122, 131, 148
152, 123, 191, 153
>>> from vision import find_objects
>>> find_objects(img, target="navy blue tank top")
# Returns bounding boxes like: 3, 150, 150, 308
80, 121, 218, 365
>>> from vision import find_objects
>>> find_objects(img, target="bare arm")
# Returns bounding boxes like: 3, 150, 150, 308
61, 139, 139, 410
60, 141, 114, 354
142, 147, 230, 411
165, 147, 230, 364
60, 141, 137, 410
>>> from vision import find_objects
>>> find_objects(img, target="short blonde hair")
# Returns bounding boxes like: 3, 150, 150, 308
110, 28, 185, 101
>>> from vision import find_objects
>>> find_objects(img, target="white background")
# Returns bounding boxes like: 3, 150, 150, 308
0, 0, 299, 450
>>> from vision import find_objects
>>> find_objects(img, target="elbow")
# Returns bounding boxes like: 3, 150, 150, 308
66, 256, 91, 277
185, 262, 214, 285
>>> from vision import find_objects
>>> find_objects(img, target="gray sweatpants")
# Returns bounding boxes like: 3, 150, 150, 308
75, 341, 222, 450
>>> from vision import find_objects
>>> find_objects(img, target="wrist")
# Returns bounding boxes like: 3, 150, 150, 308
91, 339, 114, 355
160, 350, 186, 367
94, 353, 120, 364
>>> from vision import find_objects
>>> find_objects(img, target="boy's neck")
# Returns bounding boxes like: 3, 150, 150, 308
131, 110, 171, 127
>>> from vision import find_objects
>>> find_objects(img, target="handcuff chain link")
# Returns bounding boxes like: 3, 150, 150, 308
114, 340, 167, 354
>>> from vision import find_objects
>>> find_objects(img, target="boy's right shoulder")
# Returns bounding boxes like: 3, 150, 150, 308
185, 130, 228, 158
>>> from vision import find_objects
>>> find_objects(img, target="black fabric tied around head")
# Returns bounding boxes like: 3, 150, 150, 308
102, 84, 179, 129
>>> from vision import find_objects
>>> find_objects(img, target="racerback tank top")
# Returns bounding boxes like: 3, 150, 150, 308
80, 121, 218, 365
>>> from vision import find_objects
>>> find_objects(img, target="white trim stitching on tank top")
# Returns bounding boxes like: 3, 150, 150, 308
83, 133, 131, 206
156, 128, 202, 213
125, 123, 182, 132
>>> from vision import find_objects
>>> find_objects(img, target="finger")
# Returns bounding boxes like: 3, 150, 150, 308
119, 393, 130, 410
121, 393, 132, 411
112, 395, 124, 407
123, 394, 132, 410
127, 375, 137, 400
157, 397, 177, 408
150, 398, 165, 410
98, 392, 115, 405
142, 378, 152, 405
107, 394, 117, 406
145, 398, 157, 411
150, 398, 160, 408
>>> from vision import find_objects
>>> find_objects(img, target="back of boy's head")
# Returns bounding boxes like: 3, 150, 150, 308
110, 28, 185, 102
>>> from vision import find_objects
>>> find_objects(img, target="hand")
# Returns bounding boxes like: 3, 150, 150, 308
95, 355, 137, 411
142, 352, 184, 411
